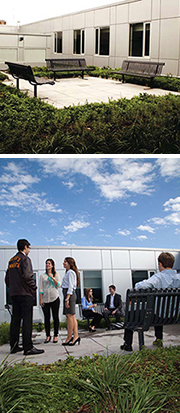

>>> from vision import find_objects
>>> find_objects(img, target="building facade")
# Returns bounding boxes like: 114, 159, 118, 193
1, 245, 180, 324
0, 0, 180, 75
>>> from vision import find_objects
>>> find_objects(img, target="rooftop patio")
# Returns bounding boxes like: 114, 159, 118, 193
0, 324, 179, 365
3, 75, 180, 109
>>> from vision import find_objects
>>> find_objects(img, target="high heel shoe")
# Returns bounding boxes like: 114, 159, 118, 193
53, 337, 58, 343
62, 337, 73, 346
44, 336, 51, 344
68, 337, 81, 346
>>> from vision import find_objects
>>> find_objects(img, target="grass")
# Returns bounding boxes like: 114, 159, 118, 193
1, 80, 180, 154
0, 347, 180, 412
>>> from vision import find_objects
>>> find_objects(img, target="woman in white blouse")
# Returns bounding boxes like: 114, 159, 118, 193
61, 257, 80, 346
39, 259, 61, 343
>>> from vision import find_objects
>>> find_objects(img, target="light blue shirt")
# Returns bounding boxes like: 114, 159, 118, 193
61, 269, 77, 295
81, 296, 93, 311
135, 269, 180, 290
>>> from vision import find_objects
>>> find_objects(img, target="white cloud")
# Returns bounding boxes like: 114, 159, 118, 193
156, 158, 180, 179
37, 158, 155, 202
130, 202, 137, 207
163, 197, 180, 212
62, 181, 75, 189
64, 220, 90, 232
0, 162, 62, 214
136, 235, 148, 241
137, 224, 155, 233
118, 229, 131, 236
49, 218, 58, 226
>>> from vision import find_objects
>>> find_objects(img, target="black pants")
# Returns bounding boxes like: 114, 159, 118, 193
102, 308, 121, 328
82, 309, 103, 327
42, 297, 60, 337
124, 325, 163, 346
10, 295, 34, 352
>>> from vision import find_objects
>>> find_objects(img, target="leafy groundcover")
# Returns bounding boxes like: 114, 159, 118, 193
1, 346, 180, 413
0, 82, 180, 154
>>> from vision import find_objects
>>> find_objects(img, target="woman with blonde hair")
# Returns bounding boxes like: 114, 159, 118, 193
81, 288, 103, 332
61, 257, 80, 346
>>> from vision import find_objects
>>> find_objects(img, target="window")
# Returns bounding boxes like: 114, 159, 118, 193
131, 270, 148, 288
83, 270, 102, 302
95, 27, 110, 56
129, 22, 150, 57
74, 29, 85, 54
54, 31, 62, 54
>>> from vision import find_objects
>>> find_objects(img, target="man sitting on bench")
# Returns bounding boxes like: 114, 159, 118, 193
121, 252, 180, 351
103, 285, 123, 330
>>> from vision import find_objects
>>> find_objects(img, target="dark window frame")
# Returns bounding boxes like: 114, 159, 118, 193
95, 26, 110, 56
73, 29, 85, 55
129, 22, 150, 58
54, 31, 63, 54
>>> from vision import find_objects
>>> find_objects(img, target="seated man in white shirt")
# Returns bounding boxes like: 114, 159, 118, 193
121, 252, 180, 351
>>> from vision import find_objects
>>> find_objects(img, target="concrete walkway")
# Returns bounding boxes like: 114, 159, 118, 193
0, 324, 179, 365
3, 75, 180, 109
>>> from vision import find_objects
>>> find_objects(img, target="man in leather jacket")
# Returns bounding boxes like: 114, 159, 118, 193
5, 239, 44, 356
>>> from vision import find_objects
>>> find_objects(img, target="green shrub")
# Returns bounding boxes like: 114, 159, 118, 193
0, 72, 8, 82
0, 323, 10, 345
0, 347, 180, 412
1, 82, 180, 154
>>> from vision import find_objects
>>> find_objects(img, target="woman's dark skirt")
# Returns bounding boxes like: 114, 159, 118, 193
63, 288, 76, 315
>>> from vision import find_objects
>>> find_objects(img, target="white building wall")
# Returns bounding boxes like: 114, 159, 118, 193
1, 0, 180, 75
1, 245, 180, 325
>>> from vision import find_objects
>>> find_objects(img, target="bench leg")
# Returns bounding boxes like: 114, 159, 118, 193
138, 331, 144, 351
34, 85, 37, 98
82, 71, 84, 79
16, 78, 19, 90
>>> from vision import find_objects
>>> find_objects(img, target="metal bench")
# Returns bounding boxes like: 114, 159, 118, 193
79, 303, 124, 330
124, 288, 180, 350
79, 303, 105, 329
5, 61, 55, 97
45, 58, 92, 80
113, 60, 165, 86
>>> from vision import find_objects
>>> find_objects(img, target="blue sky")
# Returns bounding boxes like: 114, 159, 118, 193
0, 156, 180, 249
2, 0, 122, 25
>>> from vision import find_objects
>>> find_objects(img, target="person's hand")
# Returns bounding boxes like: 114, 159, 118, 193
41, 301, 45, 307
65, 300, 70, 308
93, 304, 97, 307
112, 310, 116, 315
104, 307, 108, 311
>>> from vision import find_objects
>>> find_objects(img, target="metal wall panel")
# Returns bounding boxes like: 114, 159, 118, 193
111, 249, 130, 269
72, 249, 101, 269
130, 250, 156, 269
101, 249, 112, 269
113, 269, 132, 302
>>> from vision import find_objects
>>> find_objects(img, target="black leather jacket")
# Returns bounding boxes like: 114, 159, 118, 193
5, 251, 36, 298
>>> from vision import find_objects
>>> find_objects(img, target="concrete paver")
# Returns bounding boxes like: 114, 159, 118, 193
0, 324, 179, 365
3, 75, 180, 109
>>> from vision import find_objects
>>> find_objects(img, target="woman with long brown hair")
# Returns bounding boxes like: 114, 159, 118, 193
39, 258, 61, 343
81, 288, 103, 332
61, 257, 80, 346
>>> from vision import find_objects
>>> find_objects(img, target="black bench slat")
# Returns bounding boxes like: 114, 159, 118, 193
5, 61, 55, 97
112, 60, 165, 86
45, 58, 92, 80
124, 288, 180, 350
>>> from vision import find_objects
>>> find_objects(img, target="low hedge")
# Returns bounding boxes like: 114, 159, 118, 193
0, 82, 180, 153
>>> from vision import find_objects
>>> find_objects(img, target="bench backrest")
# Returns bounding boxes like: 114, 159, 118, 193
121, 60, 165, 76
124, 288, 180, 331
5, 61, 35, 82
46, 58, 87, 69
